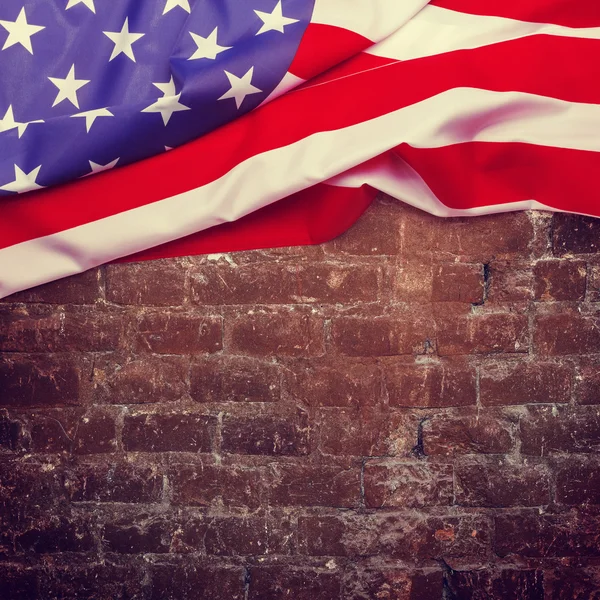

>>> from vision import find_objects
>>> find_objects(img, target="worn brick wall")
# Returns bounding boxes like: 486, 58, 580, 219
1, 197, 600, 599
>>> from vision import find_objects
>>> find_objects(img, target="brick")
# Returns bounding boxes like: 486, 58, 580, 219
1, 268, 101, 304
455, 459, 550, 507
534, 260, 586, 301
30, 415, 75, 454
93, 354, 188, 404
133, 312, 222, 354
269, 461, 361, 508
221, 411, 309, 456
577, 358, 600, 405
363, 461, 453, 508
385, 362, 476, 408
495, 510, 600, 558
170, 463, 266, 509
226, 309, 324, 357
105, 260, 186, 305
0, 413, 22, 452
248, 566, 342, 600
123, 413, 216, 453
447, 569, 544, 600
64, 461, 163, 503
480, 361, 573, 406
343, 568, 444, 600
102, 514, 177, 553
544, 568, 600, 600
436, 313, 528, 356
589, 262, 600, 301
150, 564, 245, 600
520, 405, 600, 455
191, 262, 380, 305
487, 260, 534, 304
318, 408, 416, 457
331, 314, 434, 357
0, 566, 39, 599
555, 457, 600, 505
14, 515, 94, 553
191, 356, 280, 403
535, 309, 600, 355
422, 411, 514, 456
552, 213, 600, 255
285, 360, 381, 407
72, 411, 118, 454
0, 354, 84, 408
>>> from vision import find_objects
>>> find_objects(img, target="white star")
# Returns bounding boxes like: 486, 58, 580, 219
218, 67, 262, 109
0, 107, 44, 138
142, 77, 190, 125
188, 27, 231, 61
72, 107, 113, 132
66, 0, 96, 13
0, 165, 43, 194
163, 0, 191, 15
0, 7, 45, 54
255, 1, 299, 35
103, 18, 144, 62
48, 64, 90, 109
165, 146, 173, 151
84, 158, 119, 176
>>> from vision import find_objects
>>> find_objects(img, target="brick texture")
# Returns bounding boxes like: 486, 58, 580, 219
0, 201, 597, 597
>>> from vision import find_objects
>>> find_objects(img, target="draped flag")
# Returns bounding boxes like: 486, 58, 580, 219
0, 0, 599, 298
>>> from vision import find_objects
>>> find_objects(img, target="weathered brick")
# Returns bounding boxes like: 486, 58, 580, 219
555, 457, 600, 505
190, 356, 280, 403
544, 568, 600, 600
105, 260, 186, 305
248, 565, 342, 600
343, 568, 444, 600
226, 309, 324, 357
535, 309, 600, 355
133, 312, 222, 354
384, 362, 476, 408
72, 411, 118, 454
102, 514, 177, 553
448, 569, 544, 600
30, 412, 78, 454
363, 461, 453, 508
589, 262, 600, 302
577, 358, 600, 405
455, 459, 550, 507
123, 413, 216, 453
0, 354, 85, 408
534, 260, 586, 301
480, 361, 573, 406
436, 312, 528, 356
422, 411, 514, 456
487, 260, 534, 304
0, 413, 22, 452
191, 262, 380, 305
552, 213, 600, 256
0, 566, 39, 599
221, 411, 309, 456
93, 354, 188, 404
0, 460, 66, 510
14, 515, 95, 554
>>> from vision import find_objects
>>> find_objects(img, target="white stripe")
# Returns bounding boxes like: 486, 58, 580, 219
0, 87, 597, 297
311, 0, 430, 43
367, 5, 600, 61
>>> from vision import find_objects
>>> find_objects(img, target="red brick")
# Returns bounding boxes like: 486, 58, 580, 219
343, 568, 443, 600
0, 567, 39, 598
544, 568, 600, 600
190, 356, 280, 403
0, 413, 22, 452
64, 461, 163, 503
105, 261, 186, 305
72, 411, 117, 454
535, 309, 600, 355
552, 213, 600, 255
363, 461, 453, 508
487, 260, 534, 304
133, 312, 222, 354
384, 362, 476, 408
1, 269, 101, 304
436, 312, 529, 356
448, 569, 544, 600
0, 354, 85, 408
480, 361, 573, 406
555, 457, 600, 505
269, 461, 361, 508
226, 309, 324, 357
318, 408, 416, 457
169, 463, 266, 509
248, 565, 342, 600
221, 411, 309, 456
14, 515, 94, 554
520, 405, 600, 455
495, 510, 600, 558
191, 262, 380, 304
93, 354, 188, 404
123, 413, 216, 453
455, 458, 550, 507
30, 411, 78, 454
534, 260, 587, 301
577, 358, 600, 405
331, 314, 434, 357
102, 514, 177, 553
422, 411, 514, 456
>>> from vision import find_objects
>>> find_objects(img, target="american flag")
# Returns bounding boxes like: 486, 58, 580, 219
0, 0, 598, 297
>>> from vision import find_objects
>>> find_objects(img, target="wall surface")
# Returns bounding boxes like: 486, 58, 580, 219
1, 196, 600, 599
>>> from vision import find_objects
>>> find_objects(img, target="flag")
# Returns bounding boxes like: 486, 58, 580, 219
0, 0, 599, 298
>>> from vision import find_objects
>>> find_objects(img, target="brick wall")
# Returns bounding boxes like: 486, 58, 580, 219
1, 197, 600, 599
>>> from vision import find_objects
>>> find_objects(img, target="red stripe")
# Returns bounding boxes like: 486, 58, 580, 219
1, 34, 598, 249
430, 0, 600, 28
397, 143, 600, 215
